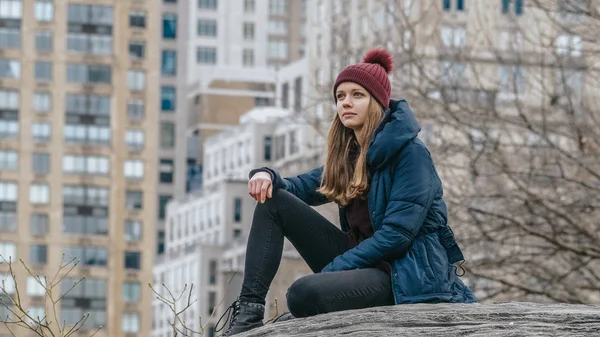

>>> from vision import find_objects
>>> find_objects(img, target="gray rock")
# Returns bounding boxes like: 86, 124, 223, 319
239, 302, 600, 337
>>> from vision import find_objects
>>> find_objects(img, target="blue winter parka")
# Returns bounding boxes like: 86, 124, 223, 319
252, 99, 476, 304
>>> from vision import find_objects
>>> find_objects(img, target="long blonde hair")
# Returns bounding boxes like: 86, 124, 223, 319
317, 98, 384, 206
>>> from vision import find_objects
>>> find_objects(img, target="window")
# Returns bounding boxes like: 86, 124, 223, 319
129, 11, 146, 28
502, 0, 523, 15
124, 160, 144, 179
441, 60, 465, 84
30, 214, 48, 235
294, 76, 302, 112
0, 59, 20, 79
0, 0, 22, 19
67, 4, 113, 55
241, 48, 255, 67
160, 122, 175, 149
60, 278, 106, 330
0, 208, 16, 234
34, 1, 53, 21
197, 47, 217, 64
127, 70, 145, 91
274, 134, 285, 160
233, 198, 242, 222
197, 19, 217, 36
163, 13, 177, 39
32, 122, 51, 142
65, 94, 111, 145
63, 246, 108, 266
125, 130, 144, 150
0, 273, 15, 294
32, 153, 50, 174
209, 260, 217, 284
441, 25, 466, 48
0, 26, 20, 49
66, 63, 111, 84
30, 244, 47, 265
281, 82, 289, 108
233, 228, 242, 238
124, 252, 141, 270
122, 282, 140, 303
0, 90, 19, 139
0, 181, 17, 232
255, 97, 271, 106
198, 0, 217, 10
158, 195, 172, 219
63, 155, 109, 175
159, 159, 174, 183
243, 22, 255, 40
556, 34, 583, 57
0, 242, 16, 261
30, 184, 49, 204
127, 100, 144, 121
125, 220, 142, 241
0, 151, 17, 170
28, 306, 45, 325
268, 20, 287, 35
129, 40, 145, 59
208, 291, 216, 315
556, 70, 582, 97
161, 50, 177, 75
443, 0, 464, 11
33, 92, 51, 112
125, 190, 143, 210
62, 185, 109, 236
0, 182, 18, 201
559, 0, 585, 21
499, 29, 524, 51
35, 61, 52, 81
122, 312, 140, 333
268, 41, 288, 60
499, 65, 525, 93
244, 0, 255, 12
289, 130, 299, 154
161, 86, 176, 111
27, 276, 46, 296
269, 0, 287, 14
264, 136, 272, 161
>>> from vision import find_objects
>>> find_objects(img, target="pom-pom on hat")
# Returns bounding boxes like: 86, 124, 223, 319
333, 48, 394, 109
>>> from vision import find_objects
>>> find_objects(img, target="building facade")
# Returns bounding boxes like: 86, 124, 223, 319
0, 0, 160, 335
155, 0, 308, 257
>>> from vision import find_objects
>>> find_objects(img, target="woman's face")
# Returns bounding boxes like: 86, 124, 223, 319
336, 82, 371, 134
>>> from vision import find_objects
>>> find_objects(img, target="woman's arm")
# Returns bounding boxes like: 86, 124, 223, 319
321, 142, 437, 272
249, 166, 330, 206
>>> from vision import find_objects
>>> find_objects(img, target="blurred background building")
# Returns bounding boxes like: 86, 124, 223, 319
0, 0, 160, 336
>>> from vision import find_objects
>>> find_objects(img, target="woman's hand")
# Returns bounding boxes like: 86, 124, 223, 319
248, 171, 273, 203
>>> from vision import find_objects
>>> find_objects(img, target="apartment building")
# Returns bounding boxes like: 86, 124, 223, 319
155, 0, 308, 256
0, 0, 160, 336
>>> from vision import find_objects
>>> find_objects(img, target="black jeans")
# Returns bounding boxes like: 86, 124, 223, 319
239, 189, 395, 318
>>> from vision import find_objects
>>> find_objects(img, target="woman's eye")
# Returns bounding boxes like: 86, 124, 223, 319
354, 92, 363, 97
337, 94, 344, 100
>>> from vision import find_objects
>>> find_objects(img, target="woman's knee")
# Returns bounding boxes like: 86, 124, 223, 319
286, 276, 322, 317
256, 189, 295, 209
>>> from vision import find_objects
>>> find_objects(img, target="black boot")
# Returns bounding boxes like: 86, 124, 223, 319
215, 299, 264, 336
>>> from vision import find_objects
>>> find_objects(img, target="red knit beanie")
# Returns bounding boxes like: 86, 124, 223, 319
333, 49, 394, 109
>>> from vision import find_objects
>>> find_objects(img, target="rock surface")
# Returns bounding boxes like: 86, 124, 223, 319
240, 302, 600, 336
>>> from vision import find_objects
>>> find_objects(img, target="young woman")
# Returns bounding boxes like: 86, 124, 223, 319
216, 49, 476, 336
